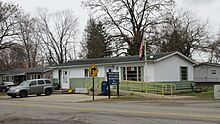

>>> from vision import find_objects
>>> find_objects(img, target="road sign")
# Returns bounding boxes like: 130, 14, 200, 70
89, 64, 99, 77
107, 72, 119, 85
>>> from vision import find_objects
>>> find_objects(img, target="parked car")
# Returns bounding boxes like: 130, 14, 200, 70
7, 79, 53, 98
0, 84, 7, 92
3, 82, 16, 86
0, 82, 16, 92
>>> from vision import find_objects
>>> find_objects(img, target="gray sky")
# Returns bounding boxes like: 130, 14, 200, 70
2, 0, 220, 43
176, 0, 220, 33
2, 0, 89, 44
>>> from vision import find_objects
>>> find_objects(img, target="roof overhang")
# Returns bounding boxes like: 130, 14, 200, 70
156, 52, 195, 64
51, 52, 194, 69
50, 60, 149, 69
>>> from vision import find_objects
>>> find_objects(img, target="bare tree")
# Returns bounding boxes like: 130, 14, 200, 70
16, 14, 40, 67
83, 0, 175, 55
0, 1, 21, 49
36, 9, 78, 65
0, 44, 27, 71
206, 32, 220, 63
157, 9, 210, 58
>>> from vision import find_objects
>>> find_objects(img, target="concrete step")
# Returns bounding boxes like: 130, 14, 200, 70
53, 90, 68, 94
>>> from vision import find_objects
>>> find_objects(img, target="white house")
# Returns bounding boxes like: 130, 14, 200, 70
51, 52, 195, 90
194, 63, 220, 83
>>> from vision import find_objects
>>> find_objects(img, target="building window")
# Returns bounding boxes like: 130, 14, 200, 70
84, 69, 90, 77
180, 67, 188, 81
122, 66, 142, 81
211, 70, 216, 74
3, 76, 9, 82
31, 74, 41, 79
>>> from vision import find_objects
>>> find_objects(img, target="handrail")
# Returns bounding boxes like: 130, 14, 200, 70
119, 80, 176, 95
85, 78, 103, 90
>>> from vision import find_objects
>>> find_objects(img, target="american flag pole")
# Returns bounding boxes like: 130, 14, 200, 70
144, 33, 147, 61
143, 32, 147, 82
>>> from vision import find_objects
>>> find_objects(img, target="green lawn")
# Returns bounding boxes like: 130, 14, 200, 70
0, 92, 7, 96
178, 88, 214, 99
83, 96, 147, 102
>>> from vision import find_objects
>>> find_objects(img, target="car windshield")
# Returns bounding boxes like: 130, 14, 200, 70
19, 81, 29, 86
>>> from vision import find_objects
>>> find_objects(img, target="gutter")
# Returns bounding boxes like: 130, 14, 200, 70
50, 60, 156, 69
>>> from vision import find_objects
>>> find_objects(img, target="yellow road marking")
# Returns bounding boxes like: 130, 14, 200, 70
0, 101, 220, 121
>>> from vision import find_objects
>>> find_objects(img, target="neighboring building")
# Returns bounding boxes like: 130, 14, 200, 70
51, 52, 195, 90
26, 67, 52, 80
1, 67, 52, 85
194, 63, 220, 83
0, 71, 3, 84
1, 68, 27, 85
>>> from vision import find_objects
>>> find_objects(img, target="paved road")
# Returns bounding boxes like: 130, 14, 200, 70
0, 94, 220, 124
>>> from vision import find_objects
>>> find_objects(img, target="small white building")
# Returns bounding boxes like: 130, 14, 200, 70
194, 63, 220, 83
51, 52, 194, 90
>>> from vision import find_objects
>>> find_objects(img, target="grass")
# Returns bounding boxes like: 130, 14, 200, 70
110, 96, 147, 101
83, 96, 147, 102
177, 88, 214, 99
0, 92, 7, 96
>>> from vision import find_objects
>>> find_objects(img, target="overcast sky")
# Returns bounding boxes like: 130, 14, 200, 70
2, 0, 220, 42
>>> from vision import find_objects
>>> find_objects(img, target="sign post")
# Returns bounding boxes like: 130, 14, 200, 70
89, 64, 99, 101
107, 72, 120, 98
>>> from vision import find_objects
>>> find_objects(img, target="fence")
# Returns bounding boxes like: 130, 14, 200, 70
84, 78, 103, 90
118, 80, 176, 95
84, 80, 177, 95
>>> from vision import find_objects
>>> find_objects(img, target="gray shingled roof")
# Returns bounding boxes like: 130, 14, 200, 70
194, 62, 220, 67
1, 68, 27, 75
54, 52, 174, 67
26, 66, 51, 74
0, 67, 51, 75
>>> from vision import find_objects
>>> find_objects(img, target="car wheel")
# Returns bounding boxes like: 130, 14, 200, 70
20, 91, 27, 98
11, 95, 16, 98
45, 89, 52, 96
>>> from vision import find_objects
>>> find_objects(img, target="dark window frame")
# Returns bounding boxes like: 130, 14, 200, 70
84, 69, 90, 77
180, 66, 188, 81
211, 70, 216, 74
122, 66, 142, 81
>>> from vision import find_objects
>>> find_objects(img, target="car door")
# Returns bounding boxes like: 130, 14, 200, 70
29, 81, 38, 94
37, 80, 45, 94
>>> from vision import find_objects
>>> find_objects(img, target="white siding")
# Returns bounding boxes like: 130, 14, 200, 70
52, 54, 194, 83
145, 63, 154, 82
67, 66, 105, 78
53, 69, 59, 78
152, 55, 193, 82
97, 66, 105, 77
69, 68, 85, 78
194, 65, 220, 82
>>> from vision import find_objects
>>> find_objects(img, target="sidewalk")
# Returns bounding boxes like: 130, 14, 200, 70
0, 94, 109, 102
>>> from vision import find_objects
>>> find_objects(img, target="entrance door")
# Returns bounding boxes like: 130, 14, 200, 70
61, 70, 70, 89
